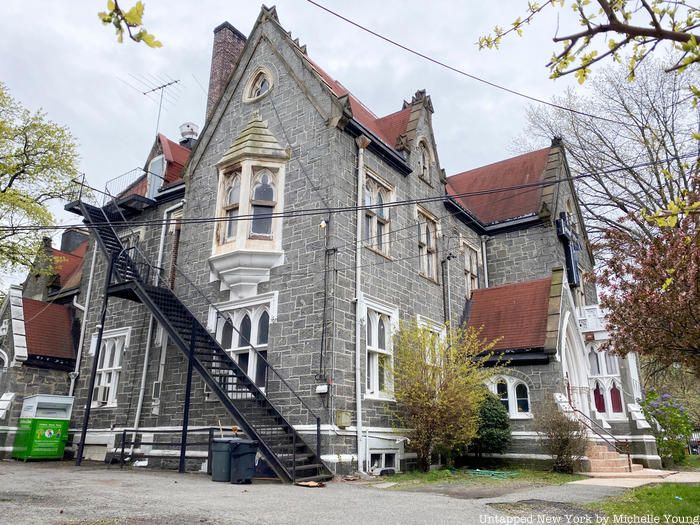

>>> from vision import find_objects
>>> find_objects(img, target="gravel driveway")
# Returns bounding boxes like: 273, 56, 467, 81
0, 460, 625, 525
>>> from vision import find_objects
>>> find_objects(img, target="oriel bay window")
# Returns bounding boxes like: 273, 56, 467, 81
224, 173, 241, 241
250, 169, 276, 237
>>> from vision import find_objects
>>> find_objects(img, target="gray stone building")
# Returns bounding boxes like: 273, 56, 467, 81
2, 5, 660, 476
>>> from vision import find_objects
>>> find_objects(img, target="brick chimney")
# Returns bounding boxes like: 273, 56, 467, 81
206, 21, 247, 123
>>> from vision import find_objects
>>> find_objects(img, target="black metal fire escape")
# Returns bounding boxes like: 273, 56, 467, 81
73, 201, 332, 483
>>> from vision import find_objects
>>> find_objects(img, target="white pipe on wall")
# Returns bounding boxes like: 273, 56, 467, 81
354, 135, 371, 473
69, 243, 98, 397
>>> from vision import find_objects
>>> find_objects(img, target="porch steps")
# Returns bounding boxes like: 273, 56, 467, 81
583, 443, 644, 473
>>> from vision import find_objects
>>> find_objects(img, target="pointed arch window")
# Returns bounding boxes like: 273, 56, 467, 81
366, 309, 393, 397
251, 170, 276, 236
515, 383, 530, 413
363, 174, 393, 255
593, 382, 606, 413
589, 350, 601, 375
610, 383, 623, 413
418, 141, 431, 183
224, 173, 241, 241
250, 72, 270, 99
418, 208, 438, 281
489, 376, 533, 418
496, 380, 509, 411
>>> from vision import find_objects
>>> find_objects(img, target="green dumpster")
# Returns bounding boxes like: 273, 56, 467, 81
211, 438, 233, 482
230, 438, 258, 484
12, 394, 74, 461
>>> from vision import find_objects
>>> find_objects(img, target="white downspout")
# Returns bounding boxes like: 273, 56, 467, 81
131, 200, 184, 444
480, 235, 490, 288
69, 244, 98, 397
355, 135, 370, 473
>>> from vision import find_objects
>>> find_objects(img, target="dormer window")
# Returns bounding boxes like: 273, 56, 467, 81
251, 170, 276, 236
147, 154, 165, 199
224, 173, 241, 241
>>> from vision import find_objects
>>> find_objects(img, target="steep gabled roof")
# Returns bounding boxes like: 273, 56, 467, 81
159, 133, 190, 184
467, 277, 552, 351
447, 148, 551, 225
304, 56, 412, 150
22, 298, 75, 360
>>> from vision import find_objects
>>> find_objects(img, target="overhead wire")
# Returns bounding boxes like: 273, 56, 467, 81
303, 0, 622, 125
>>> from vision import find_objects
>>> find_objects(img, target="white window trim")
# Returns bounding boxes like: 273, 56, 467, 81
147, 154, 165, 200
89, 327, 131, 409
363, 296, 399, 401
590, 376, 627, 420
417, 206, 439, 282
363, 171, 394, 257
461, 240, 480, 299
214, 299, 273, 394
488, 375, 533, 420
368, 449, 399, 474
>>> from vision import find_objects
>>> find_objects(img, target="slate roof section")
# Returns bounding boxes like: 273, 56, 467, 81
447, 148, 551, 225
304, 56, 411, 150
21, 298, 75, 360
467, 277, 552, 352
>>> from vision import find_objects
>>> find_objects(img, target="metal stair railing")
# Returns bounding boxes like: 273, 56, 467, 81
566, 397, 632, 472
76, 180, 328, 480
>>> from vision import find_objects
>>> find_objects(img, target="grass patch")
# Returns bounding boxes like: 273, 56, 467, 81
376, 467, 582, 489
589, 483, 700, 517
678, 455, 700, 471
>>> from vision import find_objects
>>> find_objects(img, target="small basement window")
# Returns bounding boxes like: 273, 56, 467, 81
369, 451, 398, 473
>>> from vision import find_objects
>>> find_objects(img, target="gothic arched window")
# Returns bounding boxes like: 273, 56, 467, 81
251, 171, 276, 235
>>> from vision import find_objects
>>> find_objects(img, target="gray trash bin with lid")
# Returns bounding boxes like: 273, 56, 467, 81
211, 438, 233, 482
230, 438, 258, 484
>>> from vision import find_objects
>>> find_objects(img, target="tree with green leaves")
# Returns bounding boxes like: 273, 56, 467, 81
392, 321, 497, 471
480, 0, 699, 83
0, 82, 79, 279
470, 394, 511, 457
98, 0, 161, 47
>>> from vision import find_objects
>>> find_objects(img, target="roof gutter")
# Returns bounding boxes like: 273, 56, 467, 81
345, 120, 412, 176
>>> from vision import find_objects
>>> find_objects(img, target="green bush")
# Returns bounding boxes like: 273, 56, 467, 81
470, 394, 511, 456
641, 389, 693, 466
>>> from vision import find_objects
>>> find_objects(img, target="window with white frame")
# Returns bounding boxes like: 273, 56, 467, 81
250, 169, 276, 237
244, 69, 272, 101
369, 450, 398, 473
489, 376, 532, 418
217, 305, 270, 390
418, 208, 438, 281
91, 329, 129, 407
223, 171, 241, 241
147, 154, 165, 199
463, 242, 479, 298
363, 174, 392, 255
588, 345, 625, 418
366, 308, 393, 398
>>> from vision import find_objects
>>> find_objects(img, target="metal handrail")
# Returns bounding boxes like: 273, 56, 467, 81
569, 404, 632, 472
77, 178, 323, 429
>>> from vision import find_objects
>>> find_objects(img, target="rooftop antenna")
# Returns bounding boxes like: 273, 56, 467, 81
143, 79, 180, 136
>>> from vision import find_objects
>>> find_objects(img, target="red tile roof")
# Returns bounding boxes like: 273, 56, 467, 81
49, 247, 84, 288
119, 134, 191, 200
305, 56, 410, 150
159, 134, 190, 184
22, 298, 75, 360
447, 148, 551, 225
467, 277, 552, 351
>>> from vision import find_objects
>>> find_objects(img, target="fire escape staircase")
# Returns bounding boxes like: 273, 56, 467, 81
76, 201, 332, 483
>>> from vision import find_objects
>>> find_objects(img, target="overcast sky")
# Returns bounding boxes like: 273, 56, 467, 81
2, 0, 586, 240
